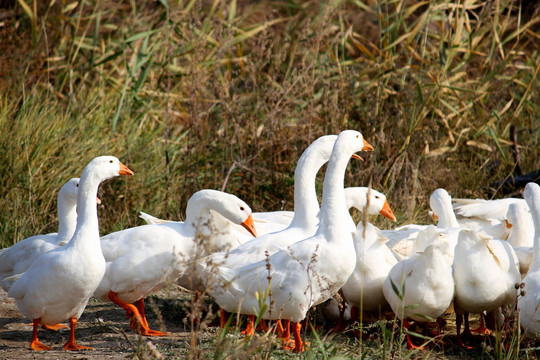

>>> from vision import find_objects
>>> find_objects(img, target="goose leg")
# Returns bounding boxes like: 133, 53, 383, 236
240, 315, 255, 336
471, 312, 491, 335
135, 298, 168, 336
278, 320, 294, 348
108, 291, 166, 336
30, 318, 51, 351
62, 318, 92, 350
456, 313, 473, 349
403, 319, 425, 350
292, 322, 305, 352
219, 308, 230, 328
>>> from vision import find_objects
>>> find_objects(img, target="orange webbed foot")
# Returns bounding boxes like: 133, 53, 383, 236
63, 341, 93, 351
31, 339, 52, 351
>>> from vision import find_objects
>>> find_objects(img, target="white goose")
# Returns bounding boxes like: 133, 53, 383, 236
339, 189, 397, 317
94, 189, 257, 336
452, 229, 520, 347
506, 202, 534, 276
207, 135, 363, 275
141, 134, 346, 251
0, 178, 79, 292
382, 238, 455, 349
385, 188, 460, 261
516, 182, 540, 338
201, 130, 373, 352
452, 197, 526, 233
6, 156, 133, 351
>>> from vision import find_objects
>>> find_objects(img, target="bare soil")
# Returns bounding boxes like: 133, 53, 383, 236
0, 286, 198, 359
0, 285, 527, 359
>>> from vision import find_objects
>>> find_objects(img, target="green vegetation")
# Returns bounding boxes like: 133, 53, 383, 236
1, 0, 539, 358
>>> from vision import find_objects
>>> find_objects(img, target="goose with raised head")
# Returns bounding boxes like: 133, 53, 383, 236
0, 178, 80, 292
94, 189, 257, 336
201, 130, 373, 352
452, 229, 520, 347
6, 156, 133, 351
206, 135, 373, 275
516, 182, 540, 338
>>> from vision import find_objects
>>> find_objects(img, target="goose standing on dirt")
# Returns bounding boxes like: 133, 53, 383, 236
201, 130, 373, 352
6, 156, 133, 351
452, 229, 520, 347
94, 189, 257, 336
516, 182, 540, 338
0, 178, 80, 292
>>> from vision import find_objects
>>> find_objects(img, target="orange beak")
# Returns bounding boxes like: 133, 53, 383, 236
351, 154, 364, 161
506, 220, 513, 229
432, 213, 439, 221
241, 214, 258, 237
362, 139, 374, 152
118, 161, 134, 176
379, 199, 397, 222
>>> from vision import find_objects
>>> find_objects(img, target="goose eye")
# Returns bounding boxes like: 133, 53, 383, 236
76, 184, 79, 187
109, 160, 113, 163
375, 196, 380, 199
240, 206, 245, 211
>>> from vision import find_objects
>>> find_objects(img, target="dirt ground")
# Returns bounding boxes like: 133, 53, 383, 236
0, 286, 200, 359
0, 285, 526, 359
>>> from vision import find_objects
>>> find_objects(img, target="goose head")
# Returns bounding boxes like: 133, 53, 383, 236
430, 188, 459, 228
186, 189, 257, 238
81, 156, 134, 184
58, 178, 80, 205
344, 187, 396, 221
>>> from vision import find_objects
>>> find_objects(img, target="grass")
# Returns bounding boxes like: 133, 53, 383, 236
1, 0, 540, 358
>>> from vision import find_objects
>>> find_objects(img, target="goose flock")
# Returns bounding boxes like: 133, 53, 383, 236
1, 130, 539, 353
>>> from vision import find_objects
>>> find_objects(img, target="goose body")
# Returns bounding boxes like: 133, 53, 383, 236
339, 189, 397, 313
516, 183, 540, 338
202, 130, 373, 351
94, 189, 257, 335
452, 229, 520, 345
452, 197, 526, 234
383, 241, 454, 323
0, 178, 79, 291
7, 156, 133, 350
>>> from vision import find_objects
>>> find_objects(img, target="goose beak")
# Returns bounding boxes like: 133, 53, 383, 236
241, 214, 258, 238
431, 213, 439, 221
96, 197, 102, 205
379, 200, 397, 222
351, 154, 364, 161
118, 161, 134, 176
362, 139, 374, 152
505, 220, 513, 229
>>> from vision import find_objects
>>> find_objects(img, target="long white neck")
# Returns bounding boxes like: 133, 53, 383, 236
317, 140, 350, 240
437, 202, 459, 229
56, 194, 78, 244
291, 136, 335, 228
65, 169, 101, 251
185, 191, 216, 229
